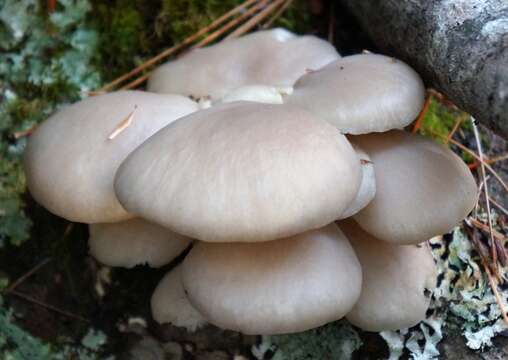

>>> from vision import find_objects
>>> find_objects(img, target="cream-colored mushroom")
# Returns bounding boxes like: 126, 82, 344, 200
352, 130, 478, 244
147, 28, 339, 100
151, 266, 206, 331
339, 219, 436, 331
339, 143, 376, 218
24, 91, 198, 223
114, 102, 361, 243
88, 218, 192, 268
181, 223, 362, 335
287, 53, 425, 134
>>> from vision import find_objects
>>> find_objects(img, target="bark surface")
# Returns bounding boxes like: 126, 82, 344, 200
340, 0, 508, 138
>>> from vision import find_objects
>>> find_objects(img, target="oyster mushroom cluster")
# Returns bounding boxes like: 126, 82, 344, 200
24, 29, 478, 335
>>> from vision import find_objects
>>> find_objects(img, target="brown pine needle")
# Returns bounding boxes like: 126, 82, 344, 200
469, 217, 506, 242
99, 0, 260, 92
8, 290, 89, 323
482, 260, 508, 327
262, 0, 293, 29
428, 129, 508, 194
489, 196, 508, 217
471, 117, 498, 271
469, 153, 508, 170
445, 114, 467, 144
108, 106, 137, 140
226, 0, 288, 39
412, 93, 431, 133
193, 0, 271, 48
5, 258, 52, 293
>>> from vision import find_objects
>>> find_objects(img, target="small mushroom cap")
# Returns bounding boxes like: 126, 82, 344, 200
24, 91, 198, 223
115, 102, 361, 242
339, 219, 436, 331
151, 266, 207, 331
181, 223, 362, 335
286, 53, 425, 134
147, 28, 339, 100
352, 130, 478, 244
339, 143, 376, 219
89, 218, 192, 268
221, 85, 285, 104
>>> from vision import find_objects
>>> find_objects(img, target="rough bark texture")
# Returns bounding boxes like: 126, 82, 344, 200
339, 0, 508, 138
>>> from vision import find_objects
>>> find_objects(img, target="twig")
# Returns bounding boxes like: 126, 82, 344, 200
262, 0, 292, 29
469, 217, 506, 242
226, 0, 288, 39
412, 93, 432, 133
99, 0, 260, 92
469, 153, 508, 170
5, 258, 52, 293
13, 124, 38, 139
8, 290, 90, 323
471, 117, 498, 272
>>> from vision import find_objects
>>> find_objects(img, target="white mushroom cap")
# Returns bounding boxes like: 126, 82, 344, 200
147, 28, 339, 100
339, 143, 376, 218
286, 53, 425, 134
339, 219, 436, 331
24, 91, 198, 223
220, 85, 286, 104
115, 102, 361, 243
181, 223, 362, 335
88, 218, 192, 268
151, 266, 206, 331
352, 130, 478, 244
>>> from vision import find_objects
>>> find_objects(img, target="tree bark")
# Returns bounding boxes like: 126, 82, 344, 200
339, 0, 508, 138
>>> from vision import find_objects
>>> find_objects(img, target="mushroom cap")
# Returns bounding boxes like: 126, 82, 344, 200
339, 219, 436, 331
24, 91, 198, 223
151, 266, 206, 331
221, 85, 285, 104
339, 143, 376, 219
352, 130, 478, 244
147, 28, 339, 100
181, 223, 362, 335
89, 218, 192, 268
115, 102, 361, 242
286, 53, 425, 134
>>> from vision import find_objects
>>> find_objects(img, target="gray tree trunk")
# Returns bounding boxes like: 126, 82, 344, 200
339, 0, 508, 138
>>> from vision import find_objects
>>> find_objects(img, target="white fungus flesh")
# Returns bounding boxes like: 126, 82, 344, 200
352, 130, 478, 244
286, 53, 426, 134
89, 218, 192, 268
151, 266, 206, 331
115, 102, 361, 243
147, 28, 339, 100
339, 143, 376, 218
220, 85, 286, 104
24, 91, 198, 223
340, 219, 436, 331
181, 223, 362, 335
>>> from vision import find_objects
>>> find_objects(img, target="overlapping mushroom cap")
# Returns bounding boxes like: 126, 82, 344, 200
181, 223, 362, 335
147, 28, 339, 100
24, 91, 198, 223
287, 53, 426, 134
339, 220, 436, 331
89, 218, 192, 268
351, 130, 478, 244
151, 266, 206, 331
115, 102, 362, 242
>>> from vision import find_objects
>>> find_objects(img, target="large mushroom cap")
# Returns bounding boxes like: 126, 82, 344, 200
88, 218, 192, 268
352, 130, 478, 244
151, 266, 206, 331
181, 223, 362, 335
339, 219, 436, 331
147, 28, 339, 100
115, 102, 361, 243
286, 53, 425, 134
24, 91, 198, 223
339, 143, 376, 219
